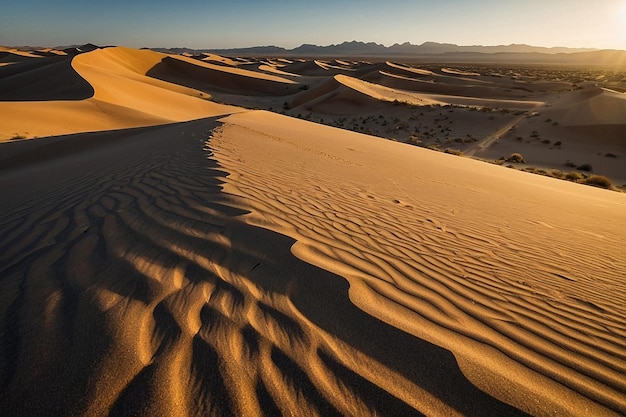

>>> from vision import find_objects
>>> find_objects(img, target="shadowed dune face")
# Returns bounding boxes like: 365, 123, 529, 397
147, 55, 300, 96
0, 55, 94, 101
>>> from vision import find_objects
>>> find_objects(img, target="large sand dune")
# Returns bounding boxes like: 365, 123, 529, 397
0, 47, 242, 140
1, 45, 625, 416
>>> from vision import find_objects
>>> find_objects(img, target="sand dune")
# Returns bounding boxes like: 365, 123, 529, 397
335, 74, 543, 109
372, 71, 531, 99
206, 111, 626, 416
0, 47, 44, 62
257, 64, 302, 77
0, 47, 241, 140
0, 55, 94, 101
441, 68, 481, 76
543, 87, 626, 126
148, 54, 299, 96
200, 53, 241, 67
1, 45, 625, 416
1, 109, 625, 416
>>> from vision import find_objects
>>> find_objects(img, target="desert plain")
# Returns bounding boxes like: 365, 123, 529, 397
0, 45, 625, 416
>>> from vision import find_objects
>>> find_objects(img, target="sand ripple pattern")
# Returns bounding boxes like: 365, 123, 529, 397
0, 118, 522, 416
209, 114, 626, 416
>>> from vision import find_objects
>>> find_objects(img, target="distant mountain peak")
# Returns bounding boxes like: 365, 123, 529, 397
152, 40, 604, 59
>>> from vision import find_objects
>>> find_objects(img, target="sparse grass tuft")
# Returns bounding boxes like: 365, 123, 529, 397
566, 172, 584, 181
407, 135, 422, 146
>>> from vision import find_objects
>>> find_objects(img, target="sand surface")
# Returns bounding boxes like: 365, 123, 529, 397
1, 46, 626, 416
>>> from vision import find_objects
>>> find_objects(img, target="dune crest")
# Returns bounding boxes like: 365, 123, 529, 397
0, 47, 244, 140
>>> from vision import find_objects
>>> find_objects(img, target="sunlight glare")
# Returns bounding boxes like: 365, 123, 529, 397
615, 1, 626, 49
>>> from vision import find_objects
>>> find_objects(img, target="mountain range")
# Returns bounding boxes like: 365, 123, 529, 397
150, 41, 626, 68
153, 40, 600, 56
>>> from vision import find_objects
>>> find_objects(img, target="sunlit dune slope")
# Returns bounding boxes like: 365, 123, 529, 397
543, 86, 626, 126
0, 46, 242, 140
316, 74, 543, 110
2, 110, 624, 416
212, 110, 626, 416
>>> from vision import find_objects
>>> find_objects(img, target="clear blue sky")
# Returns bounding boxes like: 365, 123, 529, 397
2, 0, 625, 50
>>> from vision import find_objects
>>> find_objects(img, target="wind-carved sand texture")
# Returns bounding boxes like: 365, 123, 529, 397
1, 46, 625, 416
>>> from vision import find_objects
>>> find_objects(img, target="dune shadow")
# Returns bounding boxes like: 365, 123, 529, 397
0, 55, 94, 101
146, 56, 299, 96
0, 117, 528, 416
223, 204, 529, 416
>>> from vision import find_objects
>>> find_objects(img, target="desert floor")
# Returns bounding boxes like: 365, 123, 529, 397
1, 45, 625, 416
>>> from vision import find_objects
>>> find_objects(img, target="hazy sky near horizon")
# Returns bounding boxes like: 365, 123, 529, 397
2, 0, 626, 50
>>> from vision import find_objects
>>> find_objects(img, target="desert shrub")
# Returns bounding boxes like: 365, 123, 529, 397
505, 153, 525, 163
407, 135, 422, 146
554, 141, 562, 146
549, 170, 565, 179
444, 148, 463, 156
542, 139, 551, 144
566, 172, 584, 181
583, 175, 612, 189
11, 133, 26, 140
577, 163, 593, 172
605, 153, 618, 158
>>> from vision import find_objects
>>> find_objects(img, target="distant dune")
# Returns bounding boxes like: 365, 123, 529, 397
1, 45, 625, 417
